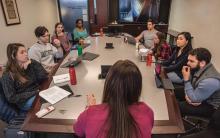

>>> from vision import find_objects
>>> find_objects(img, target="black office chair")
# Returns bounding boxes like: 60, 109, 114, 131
71, 32, 79, 45
179, 106, 220, 138
183, 115, 210, 133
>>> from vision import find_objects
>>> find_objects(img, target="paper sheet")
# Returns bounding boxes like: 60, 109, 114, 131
83, 15, 88, 21
39, 86, 71, 104
53, 73, 70, 84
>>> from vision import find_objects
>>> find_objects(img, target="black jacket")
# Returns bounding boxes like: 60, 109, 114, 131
161, 45, 192, 78
1, 59, 48, 106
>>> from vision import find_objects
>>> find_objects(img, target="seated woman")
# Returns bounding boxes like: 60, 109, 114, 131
73, 19, 88, 42
1, 43, 48, 111
148, 32, 172, 88
160, 32, 193, 84
74, 60, 154, 138
151, 32, 171, 60
51, 22, 71, 54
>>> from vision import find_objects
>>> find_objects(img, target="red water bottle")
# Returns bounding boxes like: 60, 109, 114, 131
69, 65, 77, 85
146, 54, 152, 66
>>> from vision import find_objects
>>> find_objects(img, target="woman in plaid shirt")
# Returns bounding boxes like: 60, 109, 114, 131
149, 32, 172, 75
152, 32, 171, 61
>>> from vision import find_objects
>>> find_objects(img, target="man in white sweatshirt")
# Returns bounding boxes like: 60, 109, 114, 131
28, 26, 63, 72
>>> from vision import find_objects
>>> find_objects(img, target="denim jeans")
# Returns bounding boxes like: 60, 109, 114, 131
19, 96, 36, 111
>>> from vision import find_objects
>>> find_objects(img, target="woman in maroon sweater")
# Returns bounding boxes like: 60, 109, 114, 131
74, 60, 154, 138
51, 22, 71, 54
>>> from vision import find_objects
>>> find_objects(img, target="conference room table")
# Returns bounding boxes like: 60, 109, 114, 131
22, 35, 184, 135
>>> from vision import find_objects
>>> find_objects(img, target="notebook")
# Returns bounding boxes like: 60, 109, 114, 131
82, 52, 99, 61
127, 36, 136, 45
39, 86, 71, 104
53, 73, 70, 84
60, 57, 82, 68
98, 65, 112, 79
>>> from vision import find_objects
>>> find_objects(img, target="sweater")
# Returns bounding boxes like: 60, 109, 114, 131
74, 102, 154, 138
51, 33, 71, 53
1, 60, 48, 106
28, 42, 63, 68
73, 28, 88, 41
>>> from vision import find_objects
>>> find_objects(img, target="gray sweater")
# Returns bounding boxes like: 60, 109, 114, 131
28, 42, 63, 68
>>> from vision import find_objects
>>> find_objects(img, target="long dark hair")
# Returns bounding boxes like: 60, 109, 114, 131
177, 32, 192, 54
75, 18, 84, 28
6, 43, 28, 83
155, 32, 166, 57
102, 60, 142, 138
54, 22, 64, 37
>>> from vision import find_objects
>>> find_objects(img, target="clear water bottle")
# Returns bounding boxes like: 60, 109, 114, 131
69, 64, 77, 85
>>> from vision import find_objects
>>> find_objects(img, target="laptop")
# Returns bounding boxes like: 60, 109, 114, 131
98, 65, 112, 79
82, 52, 99, 61
127, 36, 136, 45
60, 57, 82, 68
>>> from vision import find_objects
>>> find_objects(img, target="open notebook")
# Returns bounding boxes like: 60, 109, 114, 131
39, 86, 71, 104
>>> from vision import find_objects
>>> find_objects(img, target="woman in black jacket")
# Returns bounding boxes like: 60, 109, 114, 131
161, 32, 193, 84
1, 43, 48, 111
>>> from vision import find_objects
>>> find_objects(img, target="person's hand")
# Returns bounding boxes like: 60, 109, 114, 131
190, 102, 201, 106
148, 50, 153, 55
53, 39, 61, 47
135, 38, 139, 43
185, 95, 192, 104
87, 94, 96, 106
22, 59, 31, 70
182, 66, 191, 81
79, 38, 84, 45
185, 95, 201, 106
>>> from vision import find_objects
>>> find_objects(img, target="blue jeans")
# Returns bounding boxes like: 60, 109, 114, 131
19, 96, 36, 111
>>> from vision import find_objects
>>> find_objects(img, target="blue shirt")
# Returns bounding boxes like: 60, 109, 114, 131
185, 78, 220, 103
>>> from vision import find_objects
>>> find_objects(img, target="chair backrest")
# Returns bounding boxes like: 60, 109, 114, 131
0, 78, 18, 123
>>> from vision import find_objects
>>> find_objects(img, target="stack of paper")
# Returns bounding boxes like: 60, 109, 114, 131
39, 86, 71, 104
53, 73, 70, 84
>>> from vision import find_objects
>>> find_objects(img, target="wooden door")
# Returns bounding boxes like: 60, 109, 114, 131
88, 0, 108, 34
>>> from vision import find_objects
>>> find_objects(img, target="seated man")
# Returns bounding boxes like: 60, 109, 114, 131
179, 48, 220, 117
135, 19, 158, 49
28, 26, 63, 73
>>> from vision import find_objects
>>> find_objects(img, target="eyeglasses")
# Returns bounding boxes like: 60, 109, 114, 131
41, 34, 50, 37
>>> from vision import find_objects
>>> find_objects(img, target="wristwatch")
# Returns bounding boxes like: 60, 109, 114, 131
184, 80, 190, 83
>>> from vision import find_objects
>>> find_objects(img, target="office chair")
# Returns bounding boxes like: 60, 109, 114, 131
0, 79, 19, 123
71, 32, 79, 45
184, 115, 210, 131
